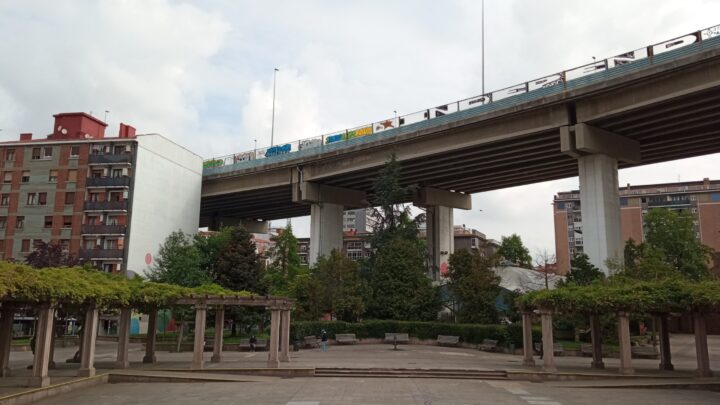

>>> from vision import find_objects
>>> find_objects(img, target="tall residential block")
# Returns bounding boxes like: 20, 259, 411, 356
553, 178, 720, 274
0, 113, 202, 275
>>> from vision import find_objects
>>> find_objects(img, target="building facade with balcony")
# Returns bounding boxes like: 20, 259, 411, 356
0, 112, 203, 274
553, 178, 720, 275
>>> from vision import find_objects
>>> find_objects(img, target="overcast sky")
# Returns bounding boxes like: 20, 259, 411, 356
1, 0, 719, 257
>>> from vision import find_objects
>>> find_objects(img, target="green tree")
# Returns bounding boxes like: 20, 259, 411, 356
643, 209, 712, 280
214, 226, 267, 293
447, 249, 500, 324
265, 224, 305, 295
497, 234, 532, 268
290, 273, 325, 321
562, 253, 605, 286
366, 237, 441, 321
619, 239, 677, 281
313, 250, 367, 321
147, 231, 209, 287
194, 227, 232, 281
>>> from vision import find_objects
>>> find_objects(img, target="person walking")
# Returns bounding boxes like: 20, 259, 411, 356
321, 329, 328, 352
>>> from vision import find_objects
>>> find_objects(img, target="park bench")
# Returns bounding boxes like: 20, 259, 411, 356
478, 339, 498, 352
581, 344, 608, 357
553, 343, 565, 356
384, 333, 410, 344
304, 335, 321, 348
335, 333, 358, 344
631, 345, 659, 359
437, 335, 460, 347
238, 338, 268, 351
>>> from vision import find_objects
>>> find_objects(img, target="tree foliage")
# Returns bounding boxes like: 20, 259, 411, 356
447, 249, 500, 324
366, 237, 441, 321
214, 226, 267, 294
313, 250, 366, 322
194, 227, 232, 281
147, 231, 210, 288
24, 241, 79, 269
497, 234, 532, 268
561, 253, 605, 286
265, 224, 305, 295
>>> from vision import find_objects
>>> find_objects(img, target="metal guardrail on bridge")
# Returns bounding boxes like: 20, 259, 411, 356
203, 24, 720, 176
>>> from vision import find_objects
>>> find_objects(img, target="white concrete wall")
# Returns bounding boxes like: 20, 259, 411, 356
125, 134, 203, 275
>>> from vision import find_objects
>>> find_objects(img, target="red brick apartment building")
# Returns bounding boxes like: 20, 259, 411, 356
553, 178, 720, 275
0, 113, 203, 274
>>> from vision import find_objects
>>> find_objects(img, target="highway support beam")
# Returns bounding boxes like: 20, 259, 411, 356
293, 181, 367, 266
414, 188, 471, 281
209, 217, 268, 233
561, 123, 640, 275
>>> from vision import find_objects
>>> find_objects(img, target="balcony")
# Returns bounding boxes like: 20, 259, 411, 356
81, 224, 127, 235
84, 201, 128, 211
88, 154, 133, 165
85, 176, 131, 188
79, 248, 124, 260
647, 199, 691, 207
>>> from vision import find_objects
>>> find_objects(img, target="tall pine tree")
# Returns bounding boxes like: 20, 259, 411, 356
214, 226, 267, 294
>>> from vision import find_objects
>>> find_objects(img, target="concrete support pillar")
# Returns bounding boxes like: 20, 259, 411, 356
78, 307, 99, 378
521, 312, 535, 367
115, 308, 132, 369
192, 304, 208, 370
589, 314, 605, 369
540, 309, 557, 372
279, 310, 291, 363
0, 304, 15, 377
309, 202, 344, 266
241, 219, 269, 234
578, 154, 622, 274
143, 309, 158, 364
28, 304, 55, 388
426, 205, 454, 281
617, 312, 634, 375
267, 309, 281, 368
211, 307, 224, 363
693, 314, 713, 377
657, 315, 674, 371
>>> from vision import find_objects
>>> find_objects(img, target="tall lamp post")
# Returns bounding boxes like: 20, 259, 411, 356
481, 0, 485, 95
271, 68, 279, 146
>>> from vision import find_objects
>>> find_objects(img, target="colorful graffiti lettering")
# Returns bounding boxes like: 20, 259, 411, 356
203, 159, 224, 169
265, 143, 292, 157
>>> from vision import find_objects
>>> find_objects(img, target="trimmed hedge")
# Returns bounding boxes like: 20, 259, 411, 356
291, 320, 541, 348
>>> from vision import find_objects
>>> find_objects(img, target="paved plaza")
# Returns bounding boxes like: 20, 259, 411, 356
1, 334, 719, 404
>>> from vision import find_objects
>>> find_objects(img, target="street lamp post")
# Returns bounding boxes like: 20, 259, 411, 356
271, 68, 279, 146
482, 0, 485, 95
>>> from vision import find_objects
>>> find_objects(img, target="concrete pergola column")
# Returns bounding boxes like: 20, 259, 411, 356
279, 310, 291, 363
267, 308, 281, 368
78, 307, 99, 378
617, 312, 634, 375
0, 303, 15, 377
115, 307, 132, 369
656, 315, 674, 371
28, 304, 55, 388
211, 306, 224, 363
308, 202, 344, 266
143, 309, 158, 364
539, 309, 557, 372
560, 124, 639, 274
693, 314, 713, 377
192, 303, 208, 370
589, 313, 604, 369
521, 312, 535, 367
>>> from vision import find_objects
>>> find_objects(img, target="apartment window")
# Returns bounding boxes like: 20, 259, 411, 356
43, 147, 53, 159
111, 169, 123, 178
2, 172, 12, 183
105, 239, 118, 249
67, 169, 77, 182
22, 171, 30, 183
62, 216, 72, 228
38, 192, 47, 205
102, 263, 116, 273
0, 217, 5, 229
16, 216, 24, 229
108, 191, 123, 202
5, 149, 15, 162
70, 146, 80, 158
21, 239, 30, 252
28, 192, 47, 206
48, 170, 58, 183
27, 193, 37, 205
44, 216, 53, 228
91, 169, 103, 178
113, 145, 126, 154
31, 148, 41, 160
65, 192, 75, 205
33, 239, 43, 249
0, 194, 9, 206
88, 192, 100, 202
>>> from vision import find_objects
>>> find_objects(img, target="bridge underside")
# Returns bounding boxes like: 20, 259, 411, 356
200, 48, 720, 225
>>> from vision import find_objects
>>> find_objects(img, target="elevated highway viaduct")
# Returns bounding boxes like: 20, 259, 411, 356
201, 35, 720, 274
